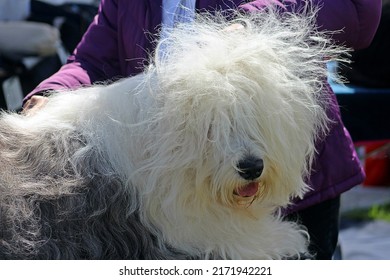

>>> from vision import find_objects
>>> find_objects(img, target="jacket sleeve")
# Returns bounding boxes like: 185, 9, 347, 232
24, 0, 119, 101
240, 0, 382, 50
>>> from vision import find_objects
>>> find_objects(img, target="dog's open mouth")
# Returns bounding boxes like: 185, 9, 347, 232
234, 182, 259, 197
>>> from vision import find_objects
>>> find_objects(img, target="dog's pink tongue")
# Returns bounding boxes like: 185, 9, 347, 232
236, 182, 259, 197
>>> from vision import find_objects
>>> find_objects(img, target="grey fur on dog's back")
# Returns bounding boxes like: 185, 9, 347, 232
0, 123, 185, 259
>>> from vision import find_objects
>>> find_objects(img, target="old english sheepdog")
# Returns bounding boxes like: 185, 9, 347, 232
0, 10, 346, 259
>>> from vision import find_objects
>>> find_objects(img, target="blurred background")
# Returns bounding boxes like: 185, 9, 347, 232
331, 0, 390, 260
0, 0, 99, 111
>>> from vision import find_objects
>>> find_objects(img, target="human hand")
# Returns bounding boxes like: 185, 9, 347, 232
22, 95, 49, 115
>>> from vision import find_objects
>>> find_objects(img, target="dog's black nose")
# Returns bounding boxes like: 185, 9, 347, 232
237, 157, 264, 180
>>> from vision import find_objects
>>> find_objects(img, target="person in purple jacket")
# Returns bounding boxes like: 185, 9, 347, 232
22, 0, 381, 259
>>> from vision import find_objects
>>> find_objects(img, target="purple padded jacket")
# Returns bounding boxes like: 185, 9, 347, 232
25, 0, 382, 213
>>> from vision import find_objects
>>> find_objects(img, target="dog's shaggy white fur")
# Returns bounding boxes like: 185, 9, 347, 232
0, 9, 346, 259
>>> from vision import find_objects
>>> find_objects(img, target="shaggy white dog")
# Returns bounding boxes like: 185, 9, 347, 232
0, 9, 345, 259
